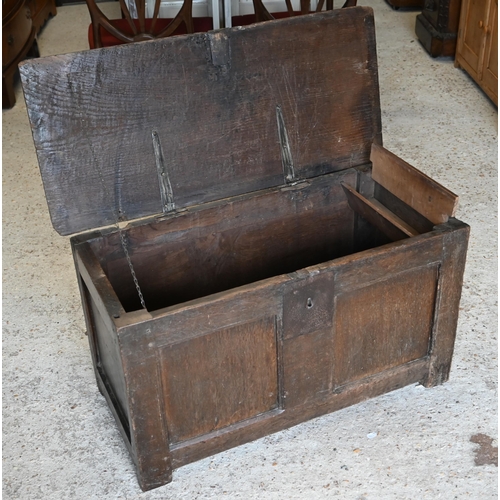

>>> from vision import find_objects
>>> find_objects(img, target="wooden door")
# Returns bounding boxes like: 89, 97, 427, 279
456, 0, 489, 76
481, 0, 498, 103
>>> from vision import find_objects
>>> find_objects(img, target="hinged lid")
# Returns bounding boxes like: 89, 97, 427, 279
20, 7, 382, 236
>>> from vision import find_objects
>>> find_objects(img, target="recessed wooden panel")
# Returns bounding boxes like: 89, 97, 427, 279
459, 0, 484, 71
482, 0, 498, 102
86, 286, 129, 421
160, 316, 278, 444
283, 328, 333, 408
333, 265, 439, 388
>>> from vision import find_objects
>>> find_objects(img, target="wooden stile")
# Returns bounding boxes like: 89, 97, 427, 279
19, 8, 469, 491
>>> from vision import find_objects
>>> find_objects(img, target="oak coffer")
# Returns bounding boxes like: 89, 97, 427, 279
19, 7, 469, 491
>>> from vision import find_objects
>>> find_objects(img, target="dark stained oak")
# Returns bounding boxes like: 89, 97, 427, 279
371, 143, 458, 225
20, 8, 469, 491
20, 8, 381, 237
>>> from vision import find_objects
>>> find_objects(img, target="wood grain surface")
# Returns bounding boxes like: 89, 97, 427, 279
371, 143, 458, 225
20, 6, 470, 492
19, 8, 381, 235
87, 169, 357, 312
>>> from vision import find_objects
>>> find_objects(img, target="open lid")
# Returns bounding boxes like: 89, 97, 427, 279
20, 7, 382, 236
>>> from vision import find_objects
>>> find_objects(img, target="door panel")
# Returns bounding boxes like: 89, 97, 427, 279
459, 0, 488, 73
161, 316, 279, 443
332, 265, 439, 388
482, 0, 498, 101
283, 328, 334, 407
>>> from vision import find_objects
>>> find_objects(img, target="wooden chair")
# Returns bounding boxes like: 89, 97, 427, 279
86, 0, 357, 49
87, 0, 213, 49
232, 0, 357, 27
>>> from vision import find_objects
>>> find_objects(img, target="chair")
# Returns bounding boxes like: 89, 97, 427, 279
232, 0, 357, 27
87, 0, 213, 49
86, 0, 357, 49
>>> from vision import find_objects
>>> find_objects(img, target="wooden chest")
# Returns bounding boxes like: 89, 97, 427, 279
20, 8, 469, 491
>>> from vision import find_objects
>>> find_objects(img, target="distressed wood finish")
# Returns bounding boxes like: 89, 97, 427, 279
87, 169, 357, 312
371, 143, 458, 224
20, 9, 381, 236
341, 181, 419, 240
20, 8, 469, 491
71, 207, 468, 490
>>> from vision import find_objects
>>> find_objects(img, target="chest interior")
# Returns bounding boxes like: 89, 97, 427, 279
83, 164, 432, 314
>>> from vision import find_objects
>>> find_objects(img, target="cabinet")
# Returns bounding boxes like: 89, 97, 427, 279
2, 0, 56, 108
28, 0, 57, 34
415, 0, 462, 57
3, 0, 37, 108
455, 0, 497, 105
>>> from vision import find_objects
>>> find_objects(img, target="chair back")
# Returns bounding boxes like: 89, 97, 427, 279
87, 0, 357, 49
87, 0, 205, 48
240, 0, 357, 26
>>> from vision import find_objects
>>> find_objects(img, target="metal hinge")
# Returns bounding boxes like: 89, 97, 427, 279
276, 104, 296, 184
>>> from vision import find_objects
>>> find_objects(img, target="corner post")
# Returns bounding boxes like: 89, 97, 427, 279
423, 219, 470, 387
119, 322, 173, 491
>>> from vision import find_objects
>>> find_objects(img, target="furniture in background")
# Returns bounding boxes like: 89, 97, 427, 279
385, 0, 424, 10
28, 0, 57, 33
87, 0, 214, 48
229, 0, 356, 28
455, 0, 497, 105
87, 0, 356, 49
415, 0, 461, 57
2, 0, 56, 108
3, 0, 37, 108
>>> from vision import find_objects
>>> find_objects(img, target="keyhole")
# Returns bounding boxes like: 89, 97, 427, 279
306, 298, 313, 309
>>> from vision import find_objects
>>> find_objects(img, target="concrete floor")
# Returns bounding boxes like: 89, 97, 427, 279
2, 1, 498, 498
